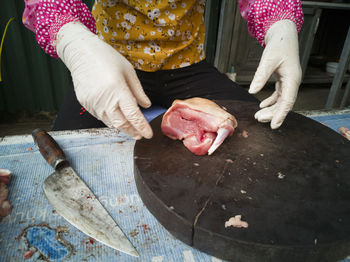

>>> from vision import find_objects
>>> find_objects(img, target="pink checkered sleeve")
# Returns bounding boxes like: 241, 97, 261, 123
238, 0, 304, 46
22, 0, 96, 58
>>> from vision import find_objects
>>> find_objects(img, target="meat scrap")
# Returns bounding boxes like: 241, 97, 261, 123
161, 98, 238, 155
24, 248, 36, 259
225, 215, 248, 228
338, 127, 350, 141
0, 169, 12, 217
0, 169, 11, 184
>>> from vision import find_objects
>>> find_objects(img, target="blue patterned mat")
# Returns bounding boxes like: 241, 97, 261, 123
0, 108, 349, 262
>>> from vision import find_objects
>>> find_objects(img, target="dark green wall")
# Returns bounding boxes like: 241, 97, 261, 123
0, 0, 95, 115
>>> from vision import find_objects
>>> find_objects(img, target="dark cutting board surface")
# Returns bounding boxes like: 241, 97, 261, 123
134, 100, 350, 261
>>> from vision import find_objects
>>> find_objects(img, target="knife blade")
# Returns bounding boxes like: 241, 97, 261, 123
32, 128, 139, 257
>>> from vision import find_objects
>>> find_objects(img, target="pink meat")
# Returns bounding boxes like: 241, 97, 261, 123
161, 98, 237, 155
24, 249, 36, 259
0, 169, 12, 217
225, 215, 248, 228
0, 183, 8, 201
0, 200, 12, 217
338, 127, 350, 141
0, 169, 11, 185
0, 182, 11, 217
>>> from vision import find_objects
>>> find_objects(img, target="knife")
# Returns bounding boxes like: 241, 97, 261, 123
32, 128, 139, 257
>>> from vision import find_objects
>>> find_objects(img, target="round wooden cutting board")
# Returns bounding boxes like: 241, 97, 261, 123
134, 100, 350, 262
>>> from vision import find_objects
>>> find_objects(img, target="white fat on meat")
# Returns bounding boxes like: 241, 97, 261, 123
338, 127, 350, 141
225, 215, 248, 228
161, 98, 237, 156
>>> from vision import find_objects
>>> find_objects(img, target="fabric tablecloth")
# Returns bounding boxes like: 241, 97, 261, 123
0, 108, 349, 262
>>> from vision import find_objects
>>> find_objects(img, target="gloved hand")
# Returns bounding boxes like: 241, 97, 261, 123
56, 22, 153, 139
249, 20, 302, 129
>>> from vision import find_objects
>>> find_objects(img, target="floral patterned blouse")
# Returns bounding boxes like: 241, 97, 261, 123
23, 0, 303, 72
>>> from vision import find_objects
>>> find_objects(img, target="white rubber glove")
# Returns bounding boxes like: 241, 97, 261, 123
249, 20, 302, 129
56, 22, 153, 139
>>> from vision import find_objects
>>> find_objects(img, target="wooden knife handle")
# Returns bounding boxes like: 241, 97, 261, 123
32, 128, 68, 170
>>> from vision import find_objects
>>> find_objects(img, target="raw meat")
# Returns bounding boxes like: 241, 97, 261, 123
0, 200, 11, 217
225, 215, 248, 228
161, 98, 237, 155
0, 169, 12, 217
0, 169, 11, 184
24, 249, 36, 259
338, 127, 350, 141
0, 183, 8, 201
